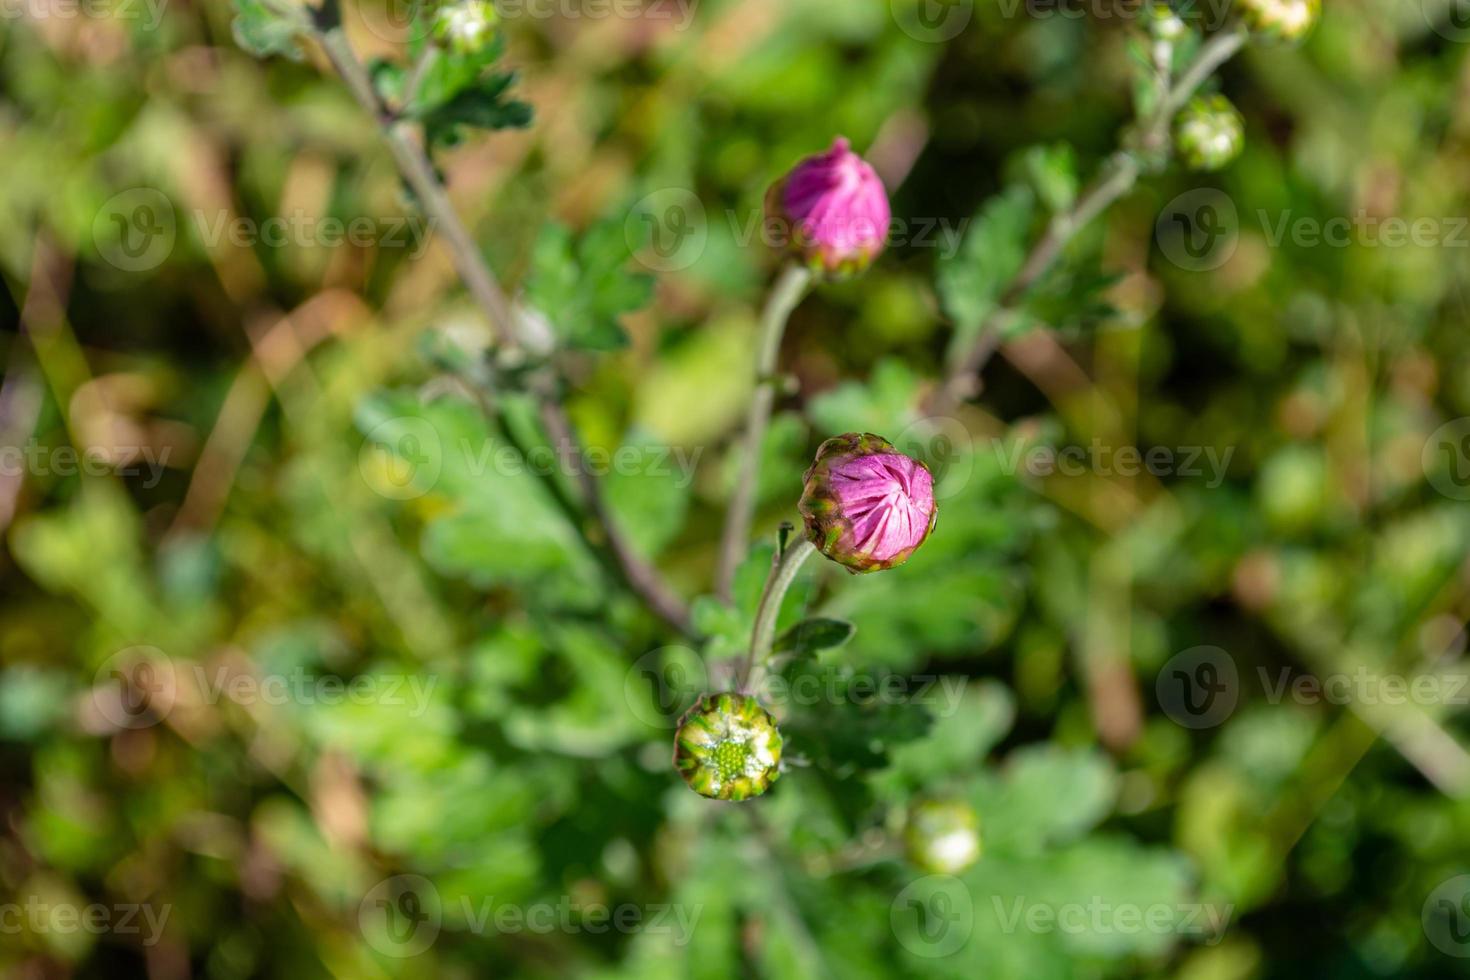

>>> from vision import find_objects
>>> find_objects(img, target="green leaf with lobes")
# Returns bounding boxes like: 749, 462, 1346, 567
421, 73, 534, 148
936, 185, 1035, 355
524, 219, 655, 352
774, 618, 856, 658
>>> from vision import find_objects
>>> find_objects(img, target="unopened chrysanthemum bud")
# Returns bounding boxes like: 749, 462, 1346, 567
798, 433, 937, 574
1235, 0, 1319, 43
434, 0, 499, 55
1148, 2, 1188, 43
1174, 94, 1244, 172
905, 800, 981, 875
765, 137, 891, 279
674, 693, 782, 801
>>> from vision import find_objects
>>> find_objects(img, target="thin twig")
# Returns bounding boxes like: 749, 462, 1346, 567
715, 263, 813, 599
308, 15, 693, 636
933, 24, 1249, 415
399, 46, 440, 114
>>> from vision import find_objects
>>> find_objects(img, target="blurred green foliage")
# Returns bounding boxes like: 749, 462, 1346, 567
2, 1, 1470, 978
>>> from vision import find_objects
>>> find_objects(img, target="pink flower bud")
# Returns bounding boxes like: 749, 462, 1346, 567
765, 138, 892, 278
798, 433, 937, 574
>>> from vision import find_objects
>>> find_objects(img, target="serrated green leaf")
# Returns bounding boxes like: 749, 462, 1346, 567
422, 72, 533, 148
408, 34, 507, 116
230, 0, 305, 61
524, 217, 653, 353
937, 185, 1035, 356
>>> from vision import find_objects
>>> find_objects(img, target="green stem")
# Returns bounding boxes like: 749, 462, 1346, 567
933, 23, 1249, 414
310, 22, 694, 637
399, 46, 441, 116
715, 263, 813, 599
738, 538, 816, 693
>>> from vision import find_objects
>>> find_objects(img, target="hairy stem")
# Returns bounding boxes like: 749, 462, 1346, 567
313, 23, 693, 636
934, 23, 1249, 414
715, 263, 813, 599
738, 538, 816, 693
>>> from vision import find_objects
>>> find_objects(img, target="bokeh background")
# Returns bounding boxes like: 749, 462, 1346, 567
3, 0, 1470, 977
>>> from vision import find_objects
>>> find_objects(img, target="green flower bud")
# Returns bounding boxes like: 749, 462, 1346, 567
434, 0, 499, 55
673, 693, 783, 801
1236, 0, 1319, 43
904, 800, 981, 875
1174, 94, 1244, 172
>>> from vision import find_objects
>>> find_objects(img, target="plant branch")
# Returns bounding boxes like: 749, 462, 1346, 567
738, 537, 816, 693
400, 46, 440, 113
933, 23, 1248, 415
715, 263, 813, 599
311, 21, 693, 636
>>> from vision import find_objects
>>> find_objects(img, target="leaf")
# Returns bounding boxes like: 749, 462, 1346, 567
421, 72, 534, 149
777, 660, 933, 774
230, 0, 305, 61
806, 357, 922, 439
936, 185, 1035, 354
874, 681, 1016, 793
354, 391, 600, 601
603, 430, 693, 558
974, 745, 1117, 854
774, 618, 855, 657
524, 218, 654, 353
1023, 143, 1079, 214
407, 33, 508, 116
